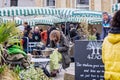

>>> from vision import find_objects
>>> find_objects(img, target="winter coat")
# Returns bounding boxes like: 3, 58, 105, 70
102, 27, 120, 80
7, 45, 26, 56
101, 18, 111, 40
21, 35, 33, 53
96, 32, 100, 40
41, 30, 48, 43
32, 32, 41, 42
50, 32, 71, 69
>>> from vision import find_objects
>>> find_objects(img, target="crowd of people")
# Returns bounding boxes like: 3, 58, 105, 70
3, 9, 116, 78
17, 11, 112, 77
20, 22, 73, 77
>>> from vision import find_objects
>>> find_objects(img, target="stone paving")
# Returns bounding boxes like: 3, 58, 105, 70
52, 63, 75, 80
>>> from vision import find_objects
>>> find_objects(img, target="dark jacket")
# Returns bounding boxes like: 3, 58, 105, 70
50, 32, 71, 69
109, 27, 120, 34
96, 32, 101, 40
32, 32, 41, 42
70, 28, 77, 38
101, 17, 111, 40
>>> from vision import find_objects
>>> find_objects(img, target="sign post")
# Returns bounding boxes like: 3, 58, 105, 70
75, 41, 104, 80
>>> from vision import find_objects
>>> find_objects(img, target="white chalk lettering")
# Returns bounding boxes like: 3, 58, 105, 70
83, 63, 93, 67
84, 69, 89, 73
91, 74, 96, 77
76, 62, 82, 67
85, 74, 90, 78
93, 65, 99, 68
97, 70, 100, 73
80, 74, 84, 77
90, 70, 96, 73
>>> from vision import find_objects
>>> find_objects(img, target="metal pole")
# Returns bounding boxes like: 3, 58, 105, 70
12, 16, 14, 21
65, 21, 67, 35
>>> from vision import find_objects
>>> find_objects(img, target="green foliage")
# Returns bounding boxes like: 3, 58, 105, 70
88, 35, 97, 41
0, 65, 5, 74
0, 65, 20, 80
19, 65, 52, 80
13, 65, 21, 75
0, 22, 18, 44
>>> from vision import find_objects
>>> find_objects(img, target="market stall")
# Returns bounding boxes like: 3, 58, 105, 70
0, 7, 58, 16
112, 3, 120, 12
0, 7, 103, 25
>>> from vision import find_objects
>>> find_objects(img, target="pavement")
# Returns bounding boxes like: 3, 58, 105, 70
52, 63, 75, 80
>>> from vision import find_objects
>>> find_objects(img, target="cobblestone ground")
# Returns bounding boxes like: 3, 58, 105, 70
52, 63, 75, 80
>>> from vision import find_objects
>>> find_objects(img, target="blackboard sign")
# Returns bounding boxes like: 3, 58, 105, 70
75, 41, 104, 80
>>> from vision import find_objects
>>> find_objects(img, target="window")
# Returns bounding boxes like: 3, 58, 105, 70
77, 0, 89, 5
76, 0, 89, 10
47, 0, 55, 6
10, 0, 18, 6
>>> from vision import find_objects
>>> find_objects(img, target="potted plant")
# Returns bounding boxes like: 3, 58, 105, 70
0, 22, 20, 80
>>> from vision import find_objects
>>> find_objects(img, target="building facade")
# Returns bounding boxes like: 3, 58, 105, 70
0, 0, 36, 7
0, 0, 120, 13
36, 0, 120, 13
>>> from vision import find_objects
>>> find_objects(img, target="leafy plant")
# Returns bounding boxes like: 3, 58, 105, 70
88, 35, 97, 41
19, 65, 52, 80
0, 22, 18, 44
0, 22, 20, 80
0, 65, 5, 74
0, 21, 19, 64
13, 65, 21, 75
0, 65, 20, 80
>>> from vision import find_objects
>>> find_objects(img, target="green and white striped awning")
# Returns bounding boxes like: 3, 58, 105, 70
56, 8, 74, 18
1, 18, 23, 25
54, 10, 102, 24
0, 7, 103, 25
112, 3, 120, 12
1, 17, 54, 26
27, 18, 54, 25
54, 17, 102, 24
72, 10, 102, 18
0, 7, 58, 16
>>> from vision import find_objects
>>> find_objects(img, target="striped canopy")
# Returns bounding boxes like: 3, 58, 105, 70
1, 17, 54, 26
1, 16, 102, 25
54, 17, 102, 24
112, 3, 120, 12
72, 10, 102, 18
0, 7, 58, 16
27, 17, 54, 25
54, 10, 102, 24
55, 8, 74, 18
0, 7, 103, 25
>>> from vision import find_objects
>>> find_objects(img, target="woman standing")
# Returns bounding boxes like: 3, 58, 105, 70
102, 10, 120, 80
49, 30, 71, 77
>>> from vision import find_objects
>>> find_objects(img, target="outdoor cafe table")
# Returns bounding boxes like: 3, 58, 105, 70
31, 58, 50, 68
